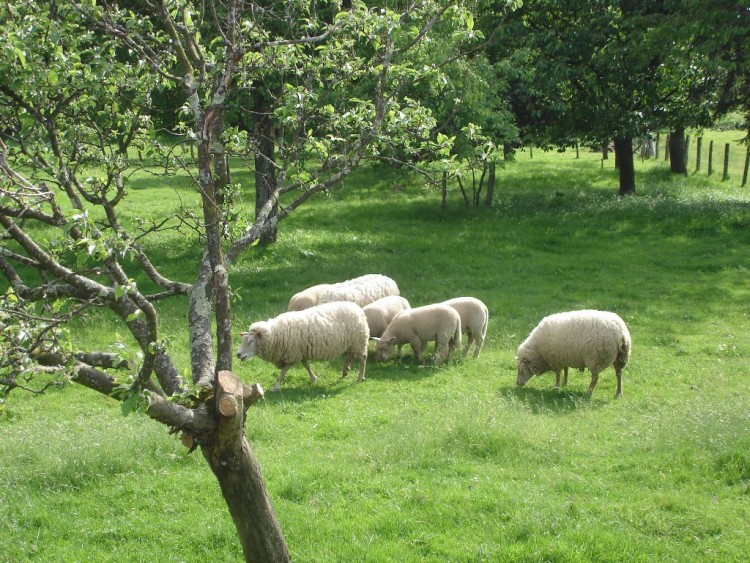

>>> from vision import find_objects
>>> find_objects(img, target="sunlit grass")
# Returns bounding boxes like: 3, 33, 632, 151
2, 141, 750, 561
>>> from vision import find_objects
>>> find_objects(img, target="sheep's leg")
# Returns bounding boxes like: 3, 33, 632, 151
463, 332, 475, 357
473, 332, 484, 358
301, 359, 318, 384
341, 353, 354, 379
271, 364, 293, 392
563, 367, 569, 387
411, 338, 425, 364
587, 370, 600, 396
357, 353, 367, 382
434, 338, 448, 366
554, 370, 562, 390
614, 365, 623, 398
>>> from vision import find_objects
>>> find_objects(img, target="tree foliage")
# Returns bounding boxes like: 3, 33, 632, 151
0, 0, 488, 558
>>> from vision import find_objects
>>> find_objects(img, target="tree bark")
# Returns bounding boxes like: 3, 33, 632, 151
669, 126, 688, 174
614, 137, 636, 195
253, 90, 279, 246
202, 372, 291, 562
484, 161, 495, 208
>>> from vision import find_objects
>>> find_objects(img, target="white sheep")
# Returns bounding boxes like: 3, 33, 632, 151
442, 296, 489, 358
236, 301, 370, 392
516, 309, 631, 398
287, 283, 332, 311
362, 295, 412, 338
373, 303, 462, 366
317, 274, 399, 307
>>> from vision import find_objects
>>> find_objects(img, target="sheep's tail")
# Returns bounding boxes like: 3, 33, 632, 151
616, 332, 631, 368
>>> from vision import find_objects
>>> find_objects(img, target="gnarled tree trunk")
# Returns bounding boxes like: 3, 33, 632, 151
201, 372, 290, 562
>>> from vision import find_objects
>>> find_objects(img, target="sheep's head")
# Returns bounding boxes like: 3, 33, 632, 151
516, 356, 534, 386
236, 323, 268, 361
373, 336, 397, 362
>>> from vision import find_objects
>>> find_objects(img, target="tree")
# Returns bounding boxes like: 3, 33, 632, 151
0, 1, 482, 558
492, 0, 734, 194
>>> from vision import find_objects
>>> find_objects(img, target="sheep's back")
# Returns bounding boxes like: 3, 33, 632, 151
442, 297, 488, 331
317, 274, 399, 307
387, 304, 460, 341
363, 295, 411, 337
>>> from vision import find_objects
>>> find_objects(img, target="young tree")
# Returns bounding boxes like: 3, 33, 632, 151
0, 1, 483, 558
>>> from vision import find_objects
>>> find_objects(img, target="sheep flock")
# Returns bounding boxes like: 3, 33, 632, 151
237, 273, 632, 397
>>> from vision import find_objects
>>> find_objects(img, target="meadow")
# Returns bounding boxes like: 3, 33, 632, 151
2, 138, 750, 562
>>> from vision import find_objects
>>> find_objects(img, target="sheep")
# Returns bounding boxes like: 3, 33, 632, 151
363, 295, 411, 358
515, 309, 631, 398
373, 303, 462, 366
441, 297, 489, 358
236, 301, 370, 392
287, 283, 332, 312
362, 295, 412, 338
317, 274, 399, 308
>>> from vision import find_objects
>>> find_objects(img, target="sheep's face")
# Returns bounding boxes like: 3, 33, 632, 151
236, 330, 260, 361
374, 336, 397, 362
516, 358, 534, 386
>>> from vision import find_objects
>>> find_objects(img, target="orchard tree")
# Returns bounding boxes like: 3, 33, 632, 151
0, 0, 484, 559
493, 0, 735, 194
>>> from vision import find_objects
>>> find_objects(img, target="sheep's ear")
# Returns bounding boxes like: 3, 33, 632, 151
240, 331, 249, 337
370, 336, 380, 342
387, 336, 398, 345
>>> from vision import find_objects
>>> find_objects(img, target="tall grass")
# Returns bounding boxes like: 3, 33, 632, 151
2, 140, 750, 561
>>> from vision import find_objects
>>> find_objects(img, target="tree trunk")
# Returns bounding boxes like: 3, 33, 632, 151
614, 137, 636, 195
253, 91, 279, 246
441, 171, 447, 210
484, 161, 495, 208
202, 372, 291, 562
669, 127, 688, 175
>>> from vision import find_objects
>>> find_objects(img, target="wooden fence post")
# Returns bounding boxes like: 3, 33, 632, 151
665, 134, 670, 161
655, 132, 660, 160
684, 135, 690, 170
708, 140, 714, 175
742, 146, 750, 188
722, 143, 730, 181
695, 137, 702, 172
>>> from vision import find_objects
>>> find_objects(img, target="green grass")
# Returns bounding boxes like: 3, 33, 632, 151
3, 138, 750, 561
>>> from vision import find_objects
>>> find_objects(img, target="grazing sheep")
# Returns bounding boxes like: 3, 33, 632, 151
287, 283, 332, 312
373, 303, 462, 366
317, 274, 399, 307
363, 295, 412, 338
364, 295, 411, 358
442, 297, 489, 358
516, 309, 631, 398
236, 301, 369, 392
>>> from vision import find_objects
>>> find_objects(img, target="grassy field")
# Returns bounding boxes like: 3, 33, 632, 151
2, 138, 750, 562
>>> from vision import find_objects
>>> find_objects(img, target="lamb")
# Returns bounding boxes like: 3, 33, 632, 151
287, 283, 332, 312
236, 301, 370, 392
515, 309, 632, 398
362, 295, 412, 338
441, 297, 489, 358
317, 274, 399, 308
373, 303, 462, 366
